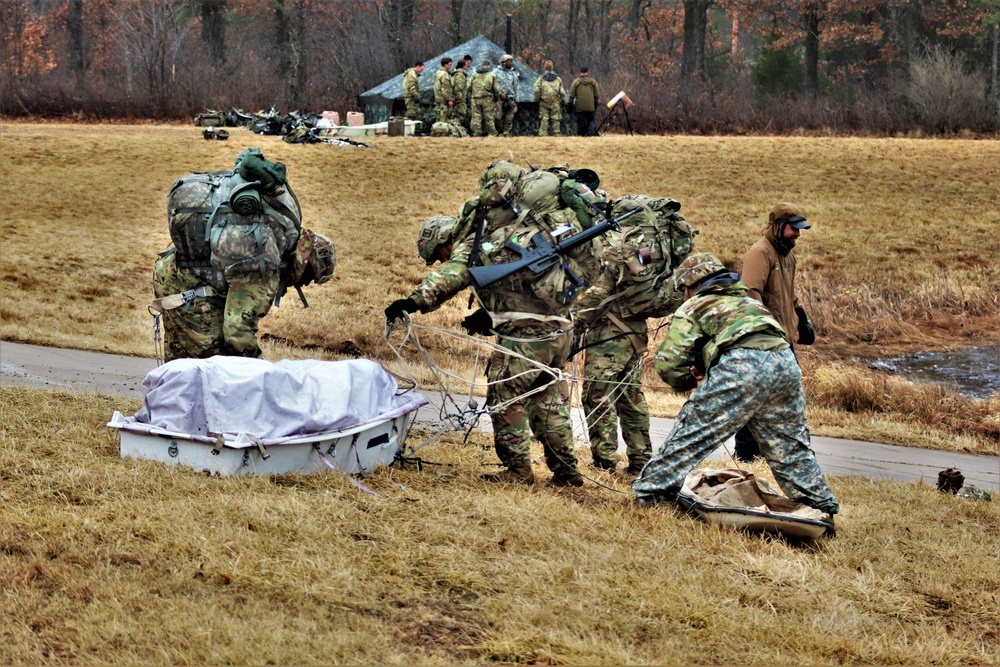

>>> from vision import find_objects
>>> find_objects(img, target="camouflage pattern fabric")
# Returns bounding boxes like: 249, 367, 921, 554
403, 68, 422, 121
582, 317, 651, 469
153, 252, 229, 361
633, 347, 840, 515
433, 68, 454, 123
450, 68, 468, 126
222, 270, 280, 358
495, 102, 517, 135
655, 281, 788, 392
470, 97, 497, 136
534, 74, 565, 136
468, 69, 500, 136
487, 323, 579, 477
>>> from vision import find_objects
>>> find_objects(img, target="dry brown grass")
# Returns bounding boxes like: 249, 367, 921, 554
2, 123, 998, 454
1, 385, 999, 665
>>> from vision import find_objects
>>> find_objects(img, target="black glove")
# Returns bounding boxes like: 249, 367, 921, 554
385, 298, 418, 324
461, 308, 493, 336
795, 306, 815, 346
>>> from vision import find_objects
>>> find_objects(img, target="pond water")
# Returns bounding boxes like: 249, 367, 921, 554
871, 346, 1000, 400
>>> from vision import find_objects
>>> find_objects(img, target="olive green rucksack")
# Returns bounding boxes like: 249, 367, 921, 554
167, 149, 301, 291
600, 195, 698, 319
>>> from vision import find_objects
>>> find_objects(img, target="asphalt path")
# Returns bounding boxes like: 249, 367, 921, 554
2, 340, 997, 491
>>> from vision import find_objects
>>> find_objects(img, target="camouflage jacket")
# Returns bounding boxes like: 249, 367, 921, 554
654, 282, 789, 391
433, 68, 453, 105
534, 72, 565, 105
451, 69, 467, 103
403, 68, 420, 100
495, 65, 520, 99
468, 68, 500, 100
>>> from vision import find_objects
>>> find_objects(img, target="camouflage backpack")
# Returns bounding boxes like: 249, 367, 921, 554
167, 148, 302, 291
473, 171, 599, 314
600, 195, 698, 319
194, 109, 226, 127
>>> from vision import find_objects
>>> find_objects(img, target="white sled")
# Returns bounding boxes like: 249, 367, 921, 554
107, 356, 427, 477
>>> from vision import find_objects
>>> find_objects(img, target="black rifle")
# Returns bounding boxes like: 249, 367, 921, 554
468, 206, 641, 288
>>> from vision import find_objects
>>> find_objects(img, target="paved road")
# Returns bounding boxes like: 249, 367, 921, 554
3, 340, 998, 490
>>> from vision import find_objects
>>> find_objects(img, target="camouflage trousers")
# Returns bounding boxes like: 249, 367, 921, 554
450, 101, 467, 127
486, 323, 579, 477
152, 254, 279, 361
582, 318, 651, 469
538, 102, 562, 136
632, 348, 840, 514
153, 253, 229, 361
495, 101, 518, 135
470, 97, 497, 136
223, 270, 280, 358
404, 99, 422, 121
434, 103, 452, 124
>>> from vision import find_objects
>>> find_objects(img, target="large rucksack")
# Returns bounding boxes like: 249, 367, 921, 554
472, 171, 600, 314
167, 148, 302, 292
601, 195, 698, 319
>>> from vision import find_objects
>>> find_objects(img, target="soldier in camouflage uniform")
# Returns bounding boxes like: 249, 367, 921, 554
152, 250, 228, 360
450, 59, 469, 128
631, 253, 840, 517
467, 61, 500, 137
534, 60, 566, 136
433, 57, 454, 123
494, 54, 521, 136
403, 62, 424, 121
386, 162, 603, 487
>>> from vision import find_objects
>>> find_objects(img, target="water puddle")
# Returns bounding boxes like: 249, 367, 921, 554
871, 346, 1000, 400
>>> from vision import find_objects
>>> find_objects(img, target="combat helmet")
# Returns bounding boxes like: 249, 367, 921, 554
673, 252, 728, 289
417, 215, 459, 265
479, 160, 523, 206
513, 170, 561, 216
292, 229, 337, 286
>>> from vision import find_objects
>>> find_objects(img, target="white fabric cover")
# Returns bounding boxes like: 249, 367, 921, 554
130, 357, 426, 443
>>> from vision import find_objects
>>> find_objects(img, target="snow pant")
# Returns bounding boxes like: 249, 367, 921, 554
487, 323, 580, 478
633, 347, 840, 515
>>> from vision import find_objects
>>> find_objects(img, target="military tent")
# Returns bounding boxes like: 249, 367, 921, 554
358, 34, 574, 136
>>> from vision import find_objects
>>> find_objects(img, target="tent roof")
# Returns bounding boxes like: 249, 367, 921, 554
360, 34, 544, 104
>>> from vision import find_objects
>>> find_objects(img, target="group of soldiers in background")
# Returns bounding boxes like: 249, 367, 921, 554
402, 55, 598, 137
383, 158, 839, 522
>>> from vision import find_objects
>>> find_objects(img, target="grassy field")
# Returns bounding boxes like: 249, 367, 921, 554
1, 385, 998, 665
2, 122, 999, 456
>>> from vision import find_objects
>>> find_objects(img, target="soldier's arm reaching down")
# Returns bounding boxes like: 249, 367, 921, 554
408, 237, 474, 313
653, 310, 704, 392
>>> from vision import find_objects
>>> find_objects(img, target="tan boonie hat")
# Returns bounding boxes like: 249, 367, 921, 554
500, 54, 513, 63
769, 202, 810, 229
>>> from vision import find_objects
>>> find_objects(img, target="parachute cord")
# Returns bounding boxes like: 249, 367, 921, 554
150, 308, 164, 367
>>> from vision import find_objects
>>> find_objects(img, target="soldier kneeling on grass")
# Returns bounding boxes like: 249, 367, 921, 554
631, 253, 840, 524
152, 148, 335, 362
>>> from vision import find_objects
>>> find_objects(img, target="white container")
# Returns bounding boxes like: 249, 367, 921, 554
108, 410, 412, 477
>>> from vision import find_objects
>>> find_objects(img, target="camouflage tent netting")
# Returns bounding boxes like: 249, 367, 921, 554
358, 34, 576, 136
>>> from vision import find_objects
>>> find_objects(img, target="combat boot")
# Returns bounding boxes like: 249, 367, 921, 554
592, 458, 617, 471
481, 465, 535, 485
552, 470, 584, 487
625, 460, 648, 476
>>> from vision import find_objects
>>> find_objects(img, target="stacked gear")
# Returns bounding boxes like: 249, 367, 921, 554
157, 148, 335, 361
472, 169, 601, 314
593, 195, 698, 320
540, 163, 607, 229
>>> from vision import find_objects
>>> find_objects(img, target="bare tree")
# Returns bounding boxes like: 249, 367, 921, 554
803, 1, 825, 98
68, 0, 87, 83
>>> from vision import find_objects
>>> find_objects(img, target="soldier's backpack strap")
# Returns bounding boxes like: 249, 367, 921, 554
466, 204, 489, 268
